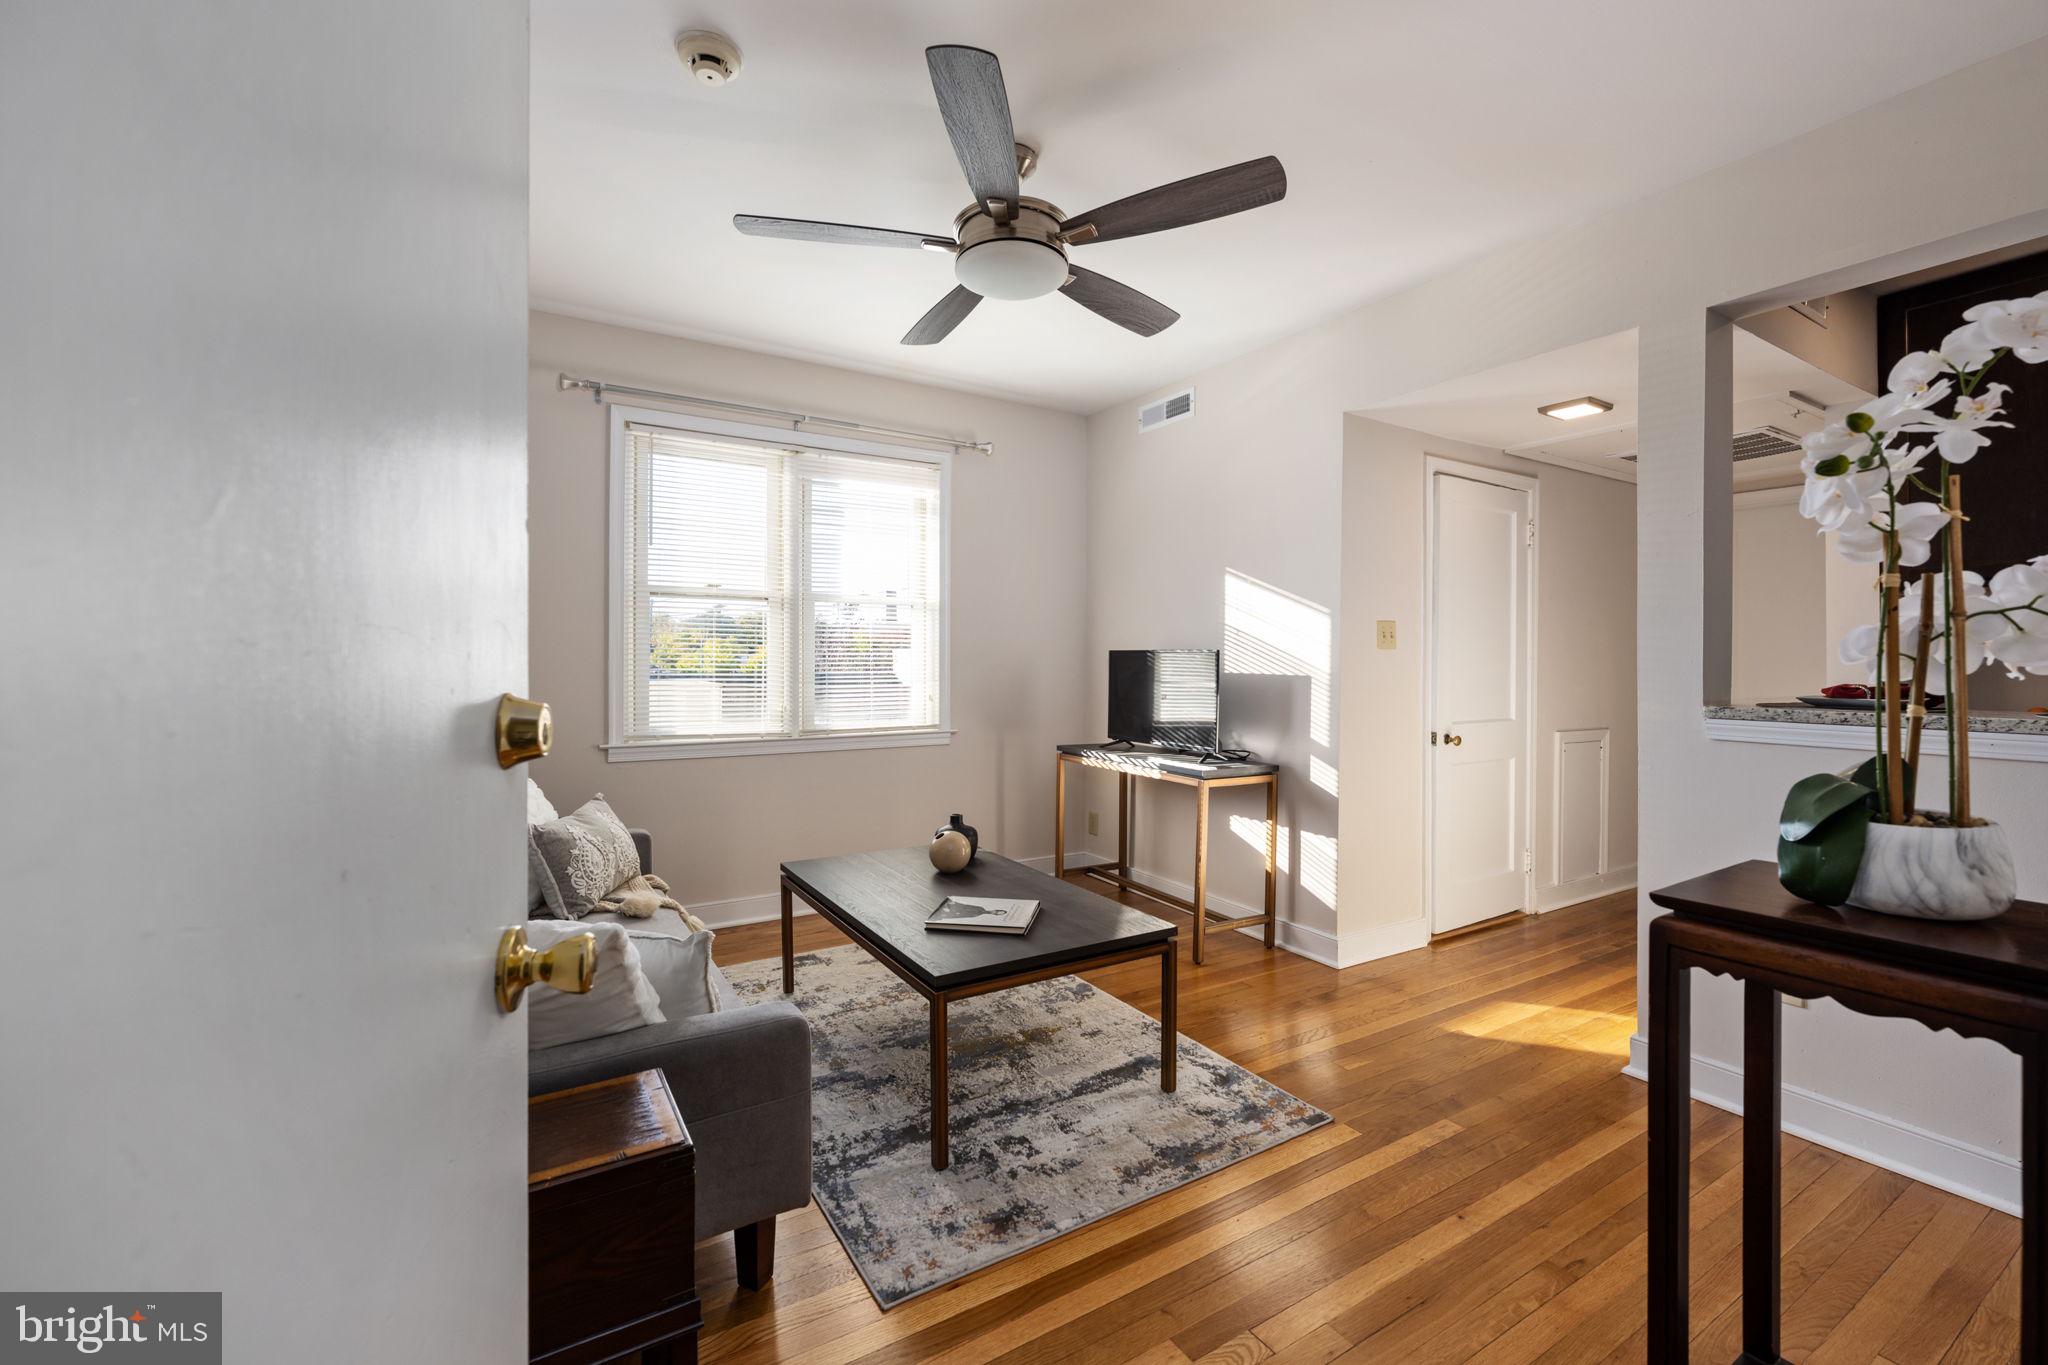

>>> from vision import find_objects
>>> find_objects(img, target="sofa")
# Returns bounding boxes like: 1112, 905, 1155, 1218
528, 829, 813, 1289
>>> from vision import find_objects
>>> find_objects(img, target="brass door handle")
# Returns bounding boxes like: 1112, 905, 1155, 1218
495, 926, 596, 1013
497, 694, 552, 767
1444, 733, 1463, 747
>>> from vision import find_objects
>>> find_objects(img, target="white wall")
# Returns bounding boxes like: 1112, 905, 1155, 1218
528, 312, 1092, 924
1733, 492, 1831, 701
1338, 420, 1638, 955
0, 4, 530, 1357
1078, 38, 2048, 1207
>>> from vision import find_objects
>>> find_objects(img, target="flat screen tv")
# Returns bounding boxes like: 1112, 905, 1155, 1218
1108, 649, 1221, 754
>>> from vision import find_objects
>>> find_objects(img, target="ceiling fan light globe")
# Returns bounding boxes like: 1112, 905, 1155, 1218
954, 238, 1068, 301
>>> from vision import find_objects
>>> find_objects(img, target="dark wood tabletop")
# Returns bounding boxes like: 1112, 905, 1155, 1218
1649, 859, 2048, 993
780, 846, 1175, 992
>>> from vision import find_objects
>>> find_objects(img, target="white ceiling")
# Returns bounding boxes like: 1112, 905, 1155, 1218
1361, 325, 1869, 490
531, 1, 2048, 414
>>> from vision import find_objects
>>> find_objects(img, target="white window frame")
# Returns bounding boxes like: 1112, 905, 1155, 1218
603, 403, 953, 761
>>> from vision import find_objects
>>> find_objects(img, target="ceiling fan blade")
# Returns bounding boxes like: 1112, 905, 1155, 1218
734, 215, 950, 250
901, 286, 983, 346
1060, 156, 1287, 245
925, 46, 1019, 212
1060, 266, 1179, 337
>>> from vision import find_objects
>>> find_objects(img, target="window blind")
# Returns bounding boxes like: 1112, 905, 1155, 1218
621, 422, 944, 744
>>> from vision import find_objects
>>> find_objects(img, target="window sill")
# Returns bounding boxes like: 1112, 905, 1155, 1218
1704, 706, 2048, 764
602, 730, 955, 762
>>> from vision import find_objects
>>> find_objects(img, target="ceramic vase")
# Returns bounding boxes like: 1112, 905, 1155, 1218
1846, 820, 2018, 921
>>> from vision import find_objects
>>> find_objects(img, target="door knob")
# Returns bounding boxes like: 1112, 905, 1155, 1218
495, 925, 596, 1013
496, 694, 552, 768
1444, 733, 1463, 747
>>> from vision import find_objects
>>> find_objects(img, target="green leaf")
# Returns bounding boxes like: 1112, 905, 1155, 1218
1812, 454, 1851, 478
1778, 773, 1874, 842
1778, 805, 1870, 906
1848, 754, 1915, 813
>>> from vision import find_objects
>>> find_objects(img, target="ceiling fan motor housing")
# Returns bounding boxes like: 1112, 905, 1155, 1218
951, 197, 1068, 300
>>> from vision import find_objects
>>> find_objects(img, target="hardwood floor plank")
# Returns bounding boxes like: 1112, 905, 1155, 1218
693, 877, 2017, 1364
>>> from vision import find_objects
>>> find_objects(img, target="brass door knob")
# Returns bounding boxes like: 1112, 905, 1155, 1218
1444, 733, 1463, 746
495, 925, 596, 1013
497, 694, 552, 768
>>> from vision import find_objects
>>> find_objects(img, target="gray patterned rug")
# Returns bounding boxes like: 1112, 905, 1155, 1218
724, 945, 1331, 1308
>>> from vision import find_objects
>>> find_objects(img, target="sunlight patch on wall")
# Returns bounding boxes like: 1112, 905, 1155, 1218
1299, 831, 1338, 910
1223, 569, 1332, 747
1309, 754, 1339, 797
1232, 815, 1288, 872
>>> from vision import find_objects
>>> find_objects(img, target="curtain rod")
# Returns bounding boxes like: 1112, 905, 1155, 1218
556, 374, 993, 456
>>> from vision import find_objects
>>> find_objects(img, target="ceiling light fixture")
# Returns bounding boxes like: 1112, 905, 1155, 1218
1537, 396, 1615, 421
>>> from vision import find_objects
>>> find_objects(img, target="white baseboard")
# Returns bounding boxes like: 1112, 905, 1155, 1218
1623, 1033, 2018, 1215
1535, 865, 1637, 913
688, 888, 796, 931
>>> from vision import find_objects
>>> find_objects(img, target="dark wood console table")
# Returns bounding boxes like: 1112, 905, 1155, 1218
1053, 745, 1278, 964
1647, 861, 2048, 1363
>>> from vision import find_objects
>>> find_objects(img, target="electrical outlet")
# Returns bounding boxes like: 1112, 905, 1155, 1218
1086, 811, 1099, 835
1376, 619, 1397, 650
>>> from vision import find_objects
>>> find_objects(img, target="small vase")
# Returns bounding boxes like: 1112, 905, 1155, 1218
935, 813, 977, 860
1846, 820, 2017, 921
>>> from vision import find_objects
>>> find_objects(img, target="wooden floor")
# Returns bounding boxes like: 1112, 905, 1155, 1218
691, 878, 2020, 1364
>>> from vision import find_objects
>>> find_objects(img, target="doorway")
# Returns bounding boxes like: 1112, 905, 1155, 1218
1426, 460, 1537, 933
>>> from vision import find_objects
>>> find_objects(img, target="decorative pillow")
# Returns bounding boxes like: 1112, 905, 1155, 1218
524, 919, 665, 1050
629, 927, 719, 1020
525, 779, 561, 911
529, 794, 640, 919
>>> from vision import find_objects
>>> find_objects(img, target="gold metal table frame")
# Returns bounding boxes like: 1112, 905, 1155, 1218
1053, 749, 1279, 964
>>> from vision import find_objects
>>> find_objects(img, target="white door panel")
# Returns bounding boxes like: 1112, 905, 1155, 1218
2, 7, 529, 1359
1430, 473, 1533, 932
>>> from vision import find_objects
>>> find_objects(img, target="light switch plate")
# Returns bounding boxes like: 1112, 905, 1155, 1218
1376, 619, 1397, 650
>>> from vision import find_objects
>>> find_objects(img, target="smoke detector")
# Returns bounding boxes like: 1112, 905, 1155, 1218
675, 31, 742, 87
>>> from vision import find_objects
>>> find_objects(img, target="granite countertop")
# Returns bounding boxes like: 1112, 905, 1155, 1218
1708, 703, 2048, 736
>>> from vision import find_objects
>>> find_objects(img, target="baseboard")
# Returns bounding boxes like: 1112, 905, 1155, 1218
688, 889, 798, 931
1535, 865, 1637, 913
1623, 1033, 2019, 1215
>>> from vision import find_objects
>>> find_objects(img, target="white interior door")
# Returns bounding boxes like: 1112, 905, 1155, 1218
2, 6, 529, 1360
1429, 471, 1534, 932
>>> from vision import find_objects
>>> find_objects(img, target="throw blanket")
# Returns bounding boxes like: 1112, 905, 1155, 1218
597, 873, 706, 931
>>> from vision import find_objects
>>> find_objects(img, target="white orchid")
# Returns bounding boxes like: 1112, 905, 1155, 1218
1835, 497, 1948, 568
1837, 569, 1999, 679
1899, 382, 2012, 463
1963, 291, 2048, 364
1886, 349, 1951, 398
1798, 451, 1886, 533
1938, 319, 2001, 373
1984, 562, 2048, 677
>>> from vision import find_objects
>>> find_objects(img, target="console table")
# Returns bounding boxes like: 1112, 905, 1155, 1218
1646, 861, 2048, 1364
1053, 744, 1279, 964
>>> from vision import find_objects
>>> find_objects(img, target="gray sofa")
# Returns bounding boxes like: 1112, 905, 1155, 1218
528, 830, 812, 1289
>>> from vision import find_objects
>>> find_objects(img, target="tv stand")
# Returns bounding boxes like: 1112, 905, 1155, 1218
1053, 745, 1280, 964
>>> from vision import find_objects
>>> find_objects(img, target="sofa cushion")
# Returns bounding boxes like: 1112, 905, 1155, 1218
629, 928, 719, 1020
528, 794, 640, 919
524, 918, 665, 1049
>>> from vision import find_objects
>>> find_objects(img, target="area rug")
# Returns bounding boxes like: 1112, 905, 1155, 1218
723, 945, 1331, 1308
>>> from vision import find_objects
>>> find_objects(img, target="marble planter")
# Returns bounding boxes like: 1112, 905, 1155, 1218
1846, 820, 2018, 920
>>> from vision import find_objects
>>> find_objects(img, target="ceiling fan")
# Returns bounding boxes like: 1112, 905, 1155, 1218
733, 45, 1287, 346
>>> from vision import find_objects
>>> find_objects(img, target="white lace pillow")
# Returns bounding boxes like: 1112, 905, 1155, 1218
528, 794, 640, 919
524, 919, 665, 1049
525, 779, 561, 911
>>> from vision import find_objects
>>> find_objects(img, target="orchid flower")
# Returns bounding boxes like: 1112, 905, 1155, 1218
1798, 451, 1886, 533
1838, 570, 1999, 680
1937, 319, 2001, 373
1835, 497, 1947, 568
1963, 291, 2048, 364
1899, 383, 2012, 463
1984, 562, 2048, 678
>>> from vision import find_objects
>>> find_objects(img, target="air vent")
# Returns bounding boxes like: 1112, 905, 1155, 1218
1138, 387, 1195, 433
1619, 424, 1804, 464
1732, 425, 1803, 461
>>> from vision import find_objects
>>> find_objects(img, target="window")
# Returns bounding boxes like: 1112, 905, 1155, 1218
607, 407, 949, 759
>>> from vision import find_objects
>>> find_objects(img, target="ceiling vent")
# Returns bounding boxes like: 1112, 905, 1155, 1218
1138, 387, 1195, 433
1623, 425, 1805, 464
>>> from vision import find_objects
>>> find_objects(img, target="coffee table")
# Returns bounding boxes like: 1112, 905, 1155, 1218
779, 847, 1179, 1170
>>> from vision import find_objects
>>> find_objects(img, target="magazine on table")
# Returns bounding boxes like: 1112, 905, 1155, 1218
925, 895, 1040, 935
